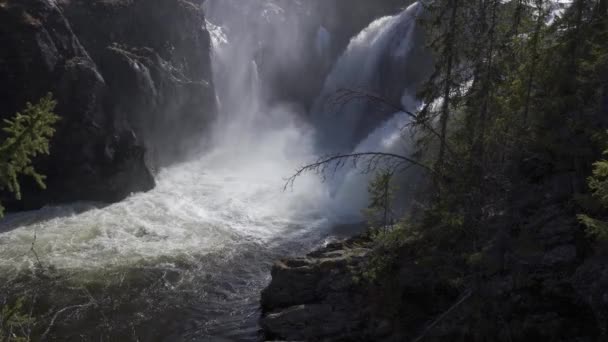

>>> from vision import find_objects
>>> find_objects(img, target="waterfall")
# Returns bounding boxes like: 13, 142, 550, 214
311, 2, 429, 154
310, 2, 431, 221
0, 1, 429, 339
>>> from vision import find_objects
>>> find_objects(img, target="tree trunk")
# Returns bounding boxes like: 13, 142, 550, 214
523, 0, 544, 125
437, 0, 460, 172
599, 0, 607, 17
467, 0, 499, 228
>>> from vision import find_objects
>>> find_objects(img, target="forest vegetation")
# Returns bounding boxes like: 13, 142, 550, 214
1, 0, 607, 340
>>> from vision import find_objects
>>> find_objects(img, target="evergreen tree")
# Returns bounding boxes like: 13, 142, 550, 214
578, 147, 608, 241
0, 94, 60, 216
364, 170, 396, 232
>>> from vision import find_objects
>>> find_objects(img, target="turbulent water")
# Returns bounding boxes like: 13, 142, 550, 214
0, 151, 335, 340
312, 2, 427, 154
0, 1, 426, 340
313, 2, 428, 217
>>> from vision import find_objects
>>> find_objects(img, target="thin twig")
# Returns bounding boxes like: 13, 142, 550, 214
29, 231, 43, 269
285, 152, 436, 190
26, 292, 37, 341
329, 88, 453, 155
412, 289, 474, 342
40, 302, 94, 341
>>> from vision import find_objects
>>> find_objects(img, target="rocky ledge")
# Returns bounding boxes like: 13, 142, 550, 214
261, 238, 374, 341
261, 206, 608, 341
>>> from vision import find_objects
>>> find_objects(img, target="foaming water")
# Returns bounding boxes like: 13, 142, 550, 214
310, 2, 429, 221
0, 1, 429, 339
0, 152, 337, 340
311, 2, 426, 154
0, 154, 331, 273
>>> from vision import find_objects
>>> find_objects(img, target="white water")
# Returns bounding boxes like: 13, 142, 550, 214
0, 1, 427, 339
0, 1, 338, 274
310, 3, 427, 220
312, 2, 424, 154
0, 155, 331, 272
0, 1, 428, 273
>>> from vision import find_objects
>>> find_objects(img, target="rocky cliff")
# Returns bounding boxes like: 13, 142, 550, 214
0, 0, 216, 210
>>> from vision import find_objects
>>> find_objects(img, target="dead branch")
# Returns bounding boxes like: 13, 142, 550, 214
29, 231, 43, 270
285, 152, 436, 190
40, 301, 95, 341
412, 289, 474, 342
328, 88, 450, 153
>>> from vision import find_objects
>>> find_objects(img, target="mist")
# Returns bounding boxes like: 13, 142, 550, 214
0, 1, 427, 339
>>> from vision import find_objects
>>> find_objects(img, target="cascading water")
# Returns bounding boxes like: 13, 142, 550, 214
311, 2, 429, 155
312, 2, 430, 221
0, 1, 427, 340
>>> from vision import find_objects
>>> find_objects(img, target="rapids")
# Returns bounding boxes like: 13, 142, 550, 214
0, 1, 427, 340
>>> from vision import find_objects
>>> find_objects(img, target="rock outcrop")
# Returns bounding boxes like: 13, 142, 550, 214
261, 171, 608, 341
261, 238, 377, 341
0, 0, 216, 209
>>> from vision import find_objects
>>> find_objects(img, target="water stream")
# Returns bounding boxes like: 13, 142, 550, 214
0, 1, 425, 340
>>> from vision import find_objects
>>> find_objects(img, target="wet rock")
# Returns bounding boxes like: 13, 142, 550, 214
261, 243, 369, 311
61, 0, 217, 166
0, 0, 216, 209
261, 240, 371, 341
0, 0, 154, 209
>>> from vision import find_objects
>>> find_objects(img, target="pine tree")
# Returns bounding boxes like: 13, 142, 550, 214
364, 170, 396, 232
578, 146, 608, 241
0, 93, 60, 216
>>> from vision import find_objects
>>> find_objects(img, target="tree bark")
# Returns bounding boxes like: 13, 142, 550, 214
523, 0, 544, 125
437, 0, 460, 172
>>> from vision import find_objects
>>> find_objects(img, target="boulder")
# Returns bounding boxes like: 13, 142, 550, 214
261, 240, 372, 341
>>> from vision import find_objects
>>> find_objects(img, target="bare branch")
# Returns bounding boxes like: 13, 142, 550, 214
329, 88, 405, 115
412, 289, 474, 342
328, 88, 451, 153
40, 301, 95, 341
285, 152, 436, 190
30, 231, 43, 270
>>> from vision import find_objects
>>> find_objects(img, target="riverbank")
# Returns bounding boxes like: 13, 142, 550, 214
260, 189, 608, 341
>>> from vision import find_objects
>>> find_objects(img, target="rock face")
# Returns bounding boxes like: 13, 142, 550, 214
60, 0, 216, 166
0, 0, 216, 209
261, 238, 376, 341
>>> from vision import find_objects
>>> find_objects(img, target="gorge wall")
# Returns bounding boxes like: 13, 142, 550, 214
0, 0, 408, 211
0, 0, 216, 210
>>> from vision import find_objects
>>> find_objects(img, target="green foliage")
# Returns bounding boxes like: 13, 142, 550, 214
363, 170, 397, 232
588, 158, 608, 206
0, 94, 60, 216
578, 147, 608, 241
360, 218, 436, 281
413, 0, 608, 230
0, 297, 34, 342
578, 214, 608, 241
356, 0, 608, 287
358, 223, 414, 283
